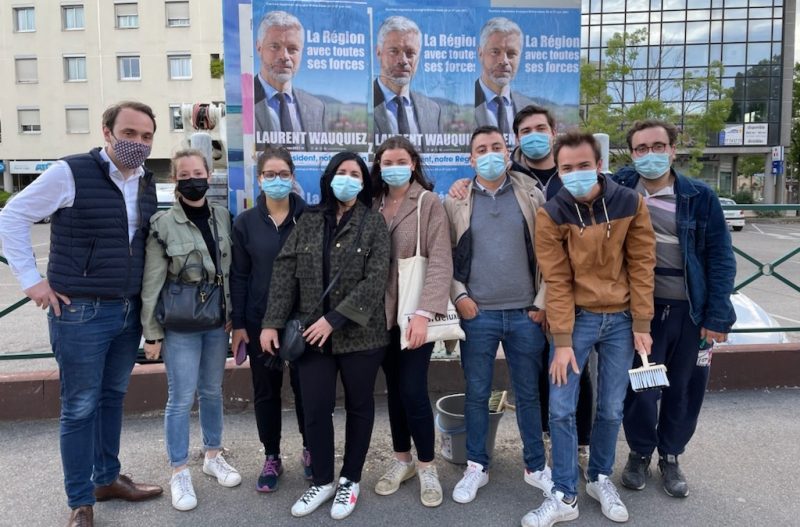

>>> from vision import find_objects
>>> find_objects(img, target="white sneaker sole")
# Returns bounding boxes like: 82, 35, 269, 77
374, 468, 416, 496
452, 476, 488, 504
520, 506, 579, 527
586, 484, 629, 523
331, 505, 357, 520
202, 465, 242, 488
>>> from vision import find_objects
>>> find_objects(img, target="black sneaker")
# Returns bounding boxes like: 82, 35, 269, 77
659, 455, 689, 498
621, 452, 651, 490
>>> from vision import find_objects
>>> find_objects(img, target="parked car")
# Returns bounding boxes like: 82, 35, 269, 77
719, 292, 790, 346
156, 183, 176, 209
719, 197, 745, 231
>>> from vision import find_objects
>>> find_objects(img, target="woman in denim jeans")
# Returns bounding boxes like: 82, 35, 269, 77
140, 149, 241, 512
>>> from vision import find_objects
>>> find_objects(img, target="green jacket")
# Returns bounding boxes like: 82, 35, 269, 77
262, 201, 390, 354
141, 200, 233, 340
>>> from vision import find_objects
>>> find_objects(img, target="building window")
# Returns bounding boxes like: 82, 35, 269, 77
14, 57, 38, 83
18, 108, 41, 134
66, 107, 90, 134
168, 54, 192, 80
64, 56, 87, 82
169, 104, 184, 130
13, 7, 35, 32
115, 3, 138, 29
165, 1, 190, 27
62, 5, 85, 30
118, 55, 141, 80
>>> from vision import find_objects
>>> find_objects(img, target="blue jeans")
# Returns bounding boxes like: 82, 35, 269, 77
549, 309, 634, 498
163, 327, 228, 467
460, 308, 547, 471
48, 297, 142, 509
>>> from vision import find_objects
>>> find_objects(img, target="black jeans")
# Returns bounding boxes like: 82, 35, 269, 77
297, 346, 386, 486
383, 327, 435, 462
246, 326, 306, 456
539, 339, 594, 445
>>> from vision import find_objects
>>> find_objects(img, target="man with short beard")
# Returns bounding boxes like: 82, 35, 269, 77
474, 17, 535, 146
373, 15, 442, 151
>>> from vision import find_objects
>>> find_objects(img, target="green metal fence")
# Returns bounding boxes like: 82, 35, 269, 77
1, 204, 798, 361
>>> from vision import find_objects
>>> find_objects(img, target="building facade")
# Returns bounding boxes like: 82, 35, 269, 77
580, 0, 796, 201
0, 1, 223, 191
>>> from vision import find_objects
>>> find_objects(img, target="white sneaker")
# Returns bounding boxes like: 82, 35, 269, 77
586, 475, 629, 523
418, 465, 443, 507
521, 491, 579, 527
452, 461, 489, 504
170, 468, 197, 512
331, 477, 360, 520
291, 483, 336, 517
374, 458, 416, 496
578, 445, 590, 482
524, 465, 553, 495
202, 454, 242, 487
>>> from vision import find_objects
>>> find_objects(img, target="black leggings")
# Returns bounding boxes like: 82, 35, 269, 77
383, 327, 435, 462
246, 326, 306, 456
539, 341, 594, 445
297, 346, 386, 486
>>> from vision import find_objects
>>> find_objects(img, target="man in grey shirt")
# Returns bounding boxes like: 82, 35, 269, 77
444, 125, 549, 505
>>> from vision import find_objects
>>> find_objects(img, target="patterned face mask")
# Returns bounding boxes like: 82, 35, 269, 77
111, 135, 152, 169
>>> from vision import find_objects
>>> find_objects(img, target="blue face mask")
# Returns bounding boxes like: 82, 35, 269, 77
381, 165, 412, 187
633, 152, 671, 180
475, 152, 507, 181
331, 175, 363, 202
520, 132, 552, 160
260, 177, 293, 200
561, 169, 598, 198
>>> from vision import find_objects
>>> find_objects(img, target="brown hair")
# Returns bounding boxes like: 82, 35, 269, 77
102, 101, 157, 133
625, 119, 679, 151
553, 131, 602, 165
513, 104, 556, 136
170, 149, 210, 180
257, 145, 295, 175
370, 136, 433, 197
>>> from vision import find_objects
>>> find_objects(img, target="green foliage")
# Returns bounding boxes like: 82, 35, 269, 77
210, 57, 224, 79
580, 29, 732, 175
0, 190, 10, 207
731, 190, 755, 204
789, 63, 800, 182
738, 155, 765, 178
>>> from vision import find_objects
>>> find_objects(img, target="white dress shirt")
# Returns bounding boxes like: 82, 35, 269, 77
0, 148, 144, 290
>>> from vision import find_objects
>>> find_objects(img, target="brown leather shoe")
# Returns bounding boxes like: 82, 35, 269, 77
94, 474, 163, 502
67, 506, 93, 527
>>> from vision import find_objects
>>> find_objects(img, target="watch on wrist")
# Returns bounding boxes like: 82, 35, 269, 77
145, 339, 163, 345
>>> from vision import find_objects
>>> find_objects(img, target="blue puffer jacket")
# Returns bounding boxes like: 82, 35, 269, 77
613, 166, 737, 333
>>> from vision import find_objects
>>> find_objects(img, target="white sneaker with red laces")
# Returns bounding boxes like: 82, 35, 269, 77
331, 477, 360, 520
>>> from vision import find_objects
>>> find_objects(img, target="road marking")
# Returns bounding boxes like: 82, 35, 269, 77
770, 314, 800, 325
751, 224, 764, 234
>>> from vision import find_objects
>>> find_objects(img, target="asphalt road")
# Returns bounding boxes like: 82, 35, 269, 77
0, 389, 798, 527
1, 221, 798, 364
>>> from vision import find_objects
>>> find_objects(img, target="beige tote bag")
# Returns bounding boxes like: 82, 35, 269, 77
397, 191, 465, 349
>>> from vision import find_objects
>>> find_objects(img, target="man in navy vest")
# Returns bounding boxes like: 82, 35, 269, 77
0, 101, 162, 526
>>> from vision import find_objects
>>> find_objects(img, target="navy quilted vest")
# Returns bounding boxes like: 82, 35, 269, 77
47, 148, 158, 297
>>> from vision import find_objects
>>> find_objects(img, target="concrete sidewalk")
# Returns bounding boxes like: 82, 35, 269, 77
1, 389, 798, 527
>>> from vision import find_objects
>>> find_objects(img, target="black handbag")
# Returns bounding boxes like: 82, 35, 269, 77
279, 211, 368, 362
155, 209, 226, 332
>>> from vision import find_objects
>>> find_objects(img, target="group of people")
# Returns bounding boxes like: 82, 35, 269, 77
0, 100, 736, 527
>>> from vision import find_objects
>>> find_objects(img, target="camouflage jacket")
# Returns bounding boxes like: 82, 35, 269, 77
262, 201, 390, 354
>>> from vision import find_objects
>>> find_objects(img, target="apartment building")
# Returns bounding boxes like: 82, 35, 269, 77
0, 1, 224, 191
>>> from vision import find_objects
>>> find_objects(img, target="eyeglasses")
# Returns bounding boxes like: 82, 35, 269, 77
261, 171, 293, 181
633, 142, 669, 156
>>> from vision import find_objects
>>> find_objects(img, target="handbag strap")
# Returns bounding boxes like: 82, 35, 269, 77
415, 190, 429, 257
304, 207, 369, 321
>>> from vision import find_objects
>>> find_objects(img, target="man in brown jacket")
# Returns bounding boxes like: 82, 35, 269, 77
523, 132, 655, 527
445, 125, 551, 505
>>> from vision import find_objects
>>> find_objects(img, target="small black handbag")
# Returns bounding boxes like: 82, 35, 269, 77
279, 211, 368, 362
155, 210, 225, 332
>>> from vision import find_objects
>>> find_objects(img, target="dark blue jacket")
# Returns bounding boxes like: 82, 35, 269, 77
48, 148, 157, 298
614, 166, 737, 332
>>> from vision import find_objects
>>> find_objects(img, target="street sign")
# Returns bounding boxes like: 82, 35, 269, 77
772, 146, 784, 161
772, 160, 784, 175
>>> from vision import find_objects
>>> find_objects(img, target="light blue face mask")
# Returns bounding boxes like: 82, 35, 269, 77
475, 152, 507, 181
331, 174, 363, 202
633, 152, 671, 180
561, 169, 598, 198
381, 165, 412, 187
260, 177, 293, 199
520, 132, 552, 160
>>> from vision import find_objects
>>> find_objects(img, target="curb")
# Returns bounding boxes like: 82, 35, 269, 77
1, 344, 798, 421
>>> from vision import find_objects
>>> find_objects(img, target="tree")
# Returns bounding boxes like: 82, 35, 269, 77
580, 29, 733, 175
789, 62, 800, 201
